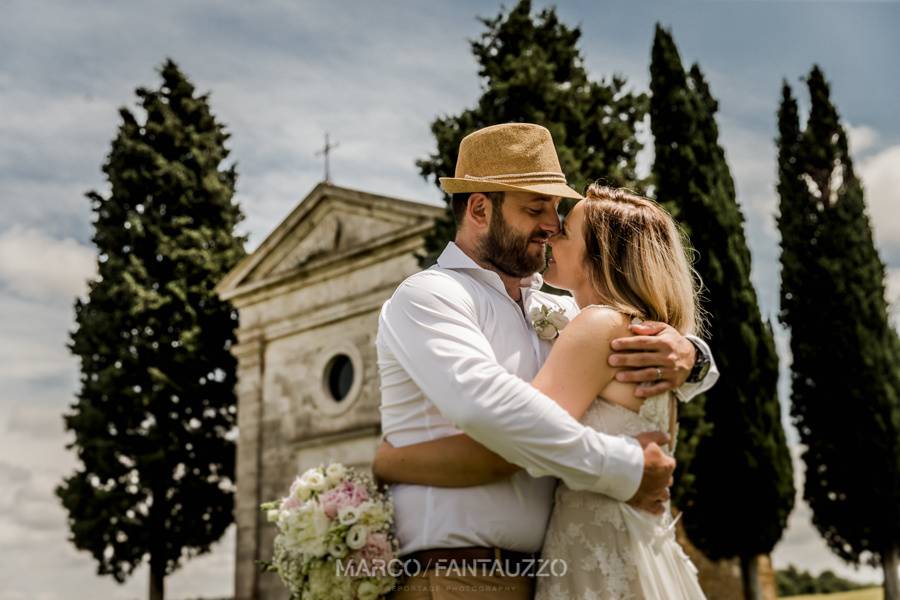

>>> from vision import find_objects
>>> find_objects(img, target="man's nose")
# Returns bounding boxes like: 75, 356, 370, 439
541, 212, 561, 235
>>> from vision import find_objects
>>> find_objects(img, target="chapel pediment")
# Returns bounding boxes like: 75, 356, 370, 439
266, 206, 402, 276
216, 182, 443, 301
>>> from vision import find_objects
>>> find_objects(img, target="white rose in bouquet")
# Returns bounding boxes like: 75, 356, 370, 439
358, 501, 390, 528
345, 524, 369, 550
283, 503, 329, 557
325, 463, 347, 485
300, 468, 328, 493
338, 505, 362, 526
290, 476, 312, 502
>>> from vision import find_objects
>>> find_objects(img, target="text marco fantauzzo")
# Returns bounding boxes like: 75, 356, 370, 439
335, 558, 568, 578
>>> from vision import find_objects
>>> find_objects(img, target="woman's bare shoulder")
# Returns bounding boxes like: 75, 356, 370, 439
561, 306, 632, 346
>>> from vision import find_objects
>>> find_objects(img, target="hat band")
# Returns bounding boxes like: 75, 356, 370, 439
463, 171, 568, 185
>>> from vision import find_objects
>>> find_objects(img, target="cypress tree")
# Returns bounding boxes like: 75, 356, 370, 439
650, 25, 794, 599
416, 0, 648, 265
56, 60, 247, 600
777, 66, 900, 600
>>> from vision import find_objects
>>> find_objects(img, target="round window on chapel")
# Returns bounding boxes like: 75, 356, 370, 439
325, 354, 355, 402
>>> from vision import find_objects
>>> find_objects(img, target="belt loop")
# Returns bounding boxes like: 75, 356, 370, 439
494, 547, 502, 562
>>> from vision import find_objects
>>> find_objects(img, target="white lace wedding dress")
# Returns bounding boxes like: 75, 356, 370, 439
535, 312, 705, 600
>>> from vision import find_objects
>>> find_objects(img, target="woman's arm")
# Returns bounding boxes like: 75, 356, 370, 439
372, 308, 628, 487
372, 435, 518, 488
532, 307, 629, 420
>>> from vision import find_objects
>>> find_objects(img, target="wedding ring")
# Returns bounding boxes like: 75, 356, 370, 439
655, 367, 662, 380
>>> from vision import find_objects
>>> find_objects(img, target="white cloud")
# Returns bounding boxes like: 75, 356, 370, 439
887, 267, 900, 326
716, 118, 782, 320
0, 1, 470, 254
858, 144, 900, 260
0, 227, 96, 302
847, 123, 879, 157
0, 178, 95, 242
0, 334, 74, 383
0, 291, 80, 384
0, 88, 115, 242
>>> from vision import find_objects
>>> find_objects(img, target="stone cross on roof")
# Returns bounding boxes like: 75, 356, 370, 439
315, 132, 339, 183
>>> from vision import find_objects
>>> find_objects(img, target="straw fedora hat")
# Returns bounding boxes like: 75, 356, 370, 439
439, 123, 582, 200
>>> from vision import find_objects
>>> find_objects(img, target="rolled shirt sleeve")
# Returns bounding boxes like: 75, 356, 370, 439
378, 271, 643, 501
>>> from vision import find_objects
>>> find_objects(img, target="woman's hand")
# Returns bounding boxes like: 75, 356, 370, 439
608, 321, 695, 398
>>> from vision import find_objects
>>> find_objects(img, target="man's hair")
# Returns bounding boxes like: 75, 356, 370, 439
451, 192, 505, 225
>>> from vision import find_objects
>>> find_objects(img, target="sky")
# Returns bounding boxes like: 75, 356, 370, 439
1, 0, 899, 598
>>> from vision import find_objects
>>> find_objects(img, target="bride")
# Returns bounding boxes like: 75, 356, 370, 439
373, 184, 707, 599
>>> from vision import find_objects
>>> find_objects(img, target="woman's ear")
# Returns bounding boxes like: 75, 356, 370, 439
466, 193, 492, 230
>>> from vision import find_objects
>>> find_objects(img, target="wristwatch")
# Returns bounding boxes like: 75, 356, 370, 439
685, 339, 711, 383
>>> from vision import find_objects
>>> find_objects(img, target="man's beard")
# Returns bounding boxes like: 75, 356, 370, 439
478, 211, 548, 278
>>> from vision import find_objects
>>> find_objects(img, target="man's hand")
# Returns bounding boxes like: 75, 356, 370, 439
608, 321, 696, 398
627, 431, 675, 515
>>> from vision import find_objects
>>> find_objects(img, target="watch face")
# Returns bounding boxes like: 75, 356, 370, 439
697, 361, 711, 380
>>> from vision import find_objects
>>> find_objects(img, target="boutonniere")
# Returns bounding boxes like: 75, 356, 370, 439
529, 305, 570, 341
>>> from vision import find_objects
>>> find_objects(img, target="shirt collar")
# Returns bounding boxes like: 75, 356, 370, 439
436, 242, 544, 292
435, 242, 482, 271
524, 272, 544, 290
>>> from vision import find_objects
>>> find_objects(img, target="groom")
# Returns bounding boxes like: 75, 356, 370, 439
377, 123, 718, 599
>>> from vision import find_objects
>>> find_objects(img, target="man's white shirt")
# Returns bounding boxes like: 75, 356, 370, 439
377, 242, 719, 555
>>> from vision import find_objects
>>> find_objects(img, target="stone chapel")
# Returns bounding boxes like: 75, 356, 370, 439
215, 182, 443, 599
215, 182, 769, 600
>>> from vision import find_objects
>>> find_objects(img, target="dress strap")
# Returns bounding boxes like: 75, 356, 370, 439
581, 304, 618, 311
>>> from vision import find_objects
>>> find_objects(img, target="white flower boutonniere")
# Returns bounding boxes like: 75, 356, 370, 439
529, 305, 570, 341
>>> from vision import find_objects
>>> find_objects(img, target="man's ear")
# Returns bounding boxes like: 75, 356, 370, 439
466, 193, 492, 229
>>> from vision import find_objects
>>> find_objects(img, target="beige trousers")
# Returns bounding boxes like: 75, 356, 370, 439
388, 572, 534, 600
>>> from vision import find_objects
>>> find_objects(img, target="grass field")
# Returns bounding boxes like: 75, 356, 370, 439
784, 587, 883, 600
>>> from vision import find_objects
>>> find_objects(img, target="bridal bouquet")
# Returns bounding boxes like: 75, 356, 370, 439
260, 463, 398, 600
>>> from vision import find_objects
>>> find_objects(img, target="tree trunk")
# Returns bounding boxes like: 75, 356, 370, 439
740, 555, 762, 600
149, 552, 165, 600
884, 546, 900, 600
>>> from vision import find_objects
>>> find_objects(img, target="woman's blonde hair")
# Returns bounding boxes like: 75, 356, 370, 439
580, 183, 704, 336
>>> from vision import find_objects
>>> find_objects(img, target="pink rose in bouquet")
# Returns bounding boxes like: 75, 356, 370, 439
320, 480, 369, 520
349, 532, 394, 570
